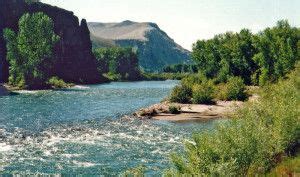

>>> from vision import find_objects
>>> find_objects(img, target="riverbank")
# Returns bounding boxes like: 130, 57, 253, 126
134, 95, 259, 122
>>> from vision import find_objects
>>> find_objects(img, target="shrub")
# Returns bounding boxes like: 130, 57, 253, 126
267, 154, 300, 176
181, 73, 207, 88
192, 80, 215, 104
47, 77, 69, 89
169, 105, 180, 114
169, 85, 192, 103
217, 76, 247, 101
169, 64, 300, 176
104, 72, 122, 81
123, 165, 146, 177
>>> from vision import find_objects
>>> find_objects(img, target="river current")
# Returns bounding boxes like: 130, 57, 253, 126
0, 81, 221, 175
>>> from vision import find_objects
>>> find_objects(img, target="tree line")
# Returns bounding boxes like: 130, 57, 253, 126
162, 63, 198, 73
192, 20, 299, 85
93, 47, 141, 81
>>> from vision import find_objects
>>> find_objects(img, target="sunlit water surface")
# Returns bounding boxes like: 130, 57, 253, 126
0, 81, 222, 175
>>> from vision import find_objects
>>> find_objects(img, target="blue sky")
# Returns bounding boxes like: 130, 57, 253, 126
41, 0, 300, 50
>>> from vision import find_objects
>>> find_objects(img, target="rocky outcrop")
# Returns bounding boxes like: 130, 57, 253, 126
0, 0, 104, 83
0, 84, 9, 96
88, 21, 191, 72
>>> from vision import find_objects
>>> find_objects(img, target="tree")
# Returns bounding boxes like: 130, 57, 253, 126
191, 20, 299, 85
252, 20, 299, 85
93, 47, 141, 81
4, 12, 59, 89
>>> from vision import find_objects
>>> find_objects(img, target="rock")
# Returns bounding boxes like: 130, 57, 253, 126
88, 21, 191, 71
0, 0, 106, 84
0, 84, 9, 96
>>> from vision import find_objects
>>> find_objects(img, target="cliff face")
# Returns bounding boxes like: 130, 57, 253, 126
88, 21, 191, 72
0, 0, 103, 83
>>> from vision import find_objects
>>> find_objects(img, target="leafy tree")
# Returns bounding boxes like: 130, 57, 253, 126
163, 63, 198, 73
4, 12, 59, 89
191, 20, 299, 85
93, 47, 141, 81
252, 20, 299, 85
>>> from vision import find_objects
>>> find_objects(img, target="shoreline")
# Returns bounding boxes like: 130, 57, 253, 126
134, 95, 259, 122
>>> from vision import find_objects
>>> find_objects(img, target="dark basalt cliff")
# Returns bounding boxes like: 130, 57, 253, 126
0, 0, 104, 83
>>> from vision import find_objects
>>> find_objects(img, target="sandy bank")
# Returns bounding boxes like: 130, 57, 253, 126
134, 99, 253, 122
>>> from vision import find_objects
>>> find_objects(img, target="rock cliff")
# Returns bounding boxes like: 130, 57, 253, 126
0, 0, 104, 83
88, 21, 191, 72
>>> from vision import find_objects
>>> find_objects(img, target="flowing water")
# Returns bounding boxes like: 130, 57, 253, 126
0, 81, 221, 175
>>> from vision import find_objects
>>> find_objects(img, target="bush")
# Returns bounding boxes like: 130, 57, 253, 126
47, 77, 69, 89
217, 76, 247, 101
181, 73, 207, 88
169, 85, 192, 103
142, 72, 189, 81
122, 165, 146, 177
192, 81, 215, 104
104, 72, 122, 81
169, 65, 300, 176
267, 154, 300, 176
169, 105, 180, 114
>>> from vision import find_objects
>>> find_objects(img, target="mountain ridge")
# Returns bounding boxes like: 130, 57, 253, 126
88, 20, 191, 71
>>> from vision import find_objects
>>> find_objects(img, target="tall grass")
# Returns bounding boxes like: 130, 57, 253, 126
169, 64, 300, 175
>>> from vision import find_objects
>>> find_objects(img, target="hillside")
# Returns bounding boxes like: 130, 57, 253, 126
88, 20, 191, 71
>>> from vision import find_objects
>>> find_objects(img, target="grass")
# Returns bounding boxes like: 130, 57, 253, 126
267, 153, 300, 177
168, 63, 300, 176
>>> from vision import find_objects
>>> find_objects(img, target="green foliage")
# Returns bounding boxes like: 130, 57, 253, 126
93, 47, 141, 81
122, 165, 146, 177
47, 77, 70, 89
267, 153, 300, 176
3, 12, 59, 89
163, 64, 198, 73
216, 76, 247, 101
169, 85, 192, 103
170, 73, 247, 103
103, 72, 122, 81
252, 20, 299, 85
192, 80, 215, 104
181, 73, 209, 87
142, 72, 189, 81
169, 105, 180, 114
192, 20, 300, 85
169, 64, 300, 175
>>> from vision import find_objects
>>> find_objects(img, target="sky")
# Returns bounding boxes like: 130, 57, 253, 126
41, 0, 300, 50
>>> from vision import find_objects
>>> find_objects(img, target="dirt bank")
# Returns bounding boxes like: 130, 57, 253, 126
134, 97, 258, 122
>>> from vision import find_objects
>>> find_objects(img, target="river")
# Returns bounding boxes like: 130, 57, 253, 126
0, 81, 221, 175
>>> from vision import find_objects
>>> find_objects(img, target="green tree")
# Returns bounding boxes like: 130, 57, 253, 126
4, 12, 59, 89
93, 47, 141, 81
192, 20, 299, 85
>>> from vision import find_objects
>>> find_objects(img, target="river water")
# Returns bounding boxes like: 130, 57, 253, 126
0, 81, 221, 175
